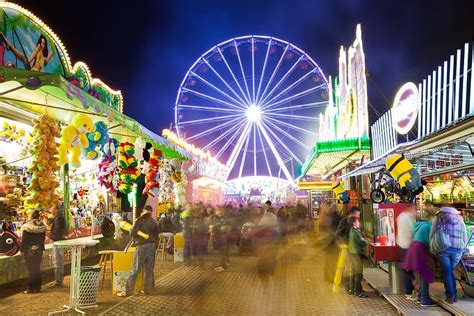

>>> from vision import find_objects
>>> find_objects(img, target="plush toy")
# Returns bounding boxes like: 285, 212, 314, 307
97, 138, 119, 193
117, 142, 140, 194
385, 153, 424, 195
58, 113, 96, 168
170, 158, 187, 206
0, 222, 19, 256
158, 159, 173, 203
82, 121, 109, 159
111, 212, 123, 240
133, 138, 152, 174
332, 180, 349, 204
26, 114, 61, 210
143, 150, 162, 197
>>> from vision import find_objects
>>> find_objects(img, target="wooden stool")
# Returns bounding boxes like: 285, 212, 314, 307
156, 234, 173, 262
98, 250, 118, 289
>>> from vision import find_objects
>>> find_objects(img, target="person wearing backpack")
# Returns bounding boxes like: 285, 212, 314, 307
429, 206, 468, 304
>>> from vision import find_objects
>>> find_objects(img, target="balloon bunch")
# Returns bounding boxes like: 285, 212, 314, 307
97, 138, 119, 193
142, 149, 162, 197
26, 114, 61, 210
117, 142, 140, 194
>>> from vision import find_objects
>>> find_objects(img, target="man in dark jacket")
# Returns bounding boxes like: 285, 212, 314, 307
118, 205, 159, 297
50, 204, 67, 287
21, 209, 46, 294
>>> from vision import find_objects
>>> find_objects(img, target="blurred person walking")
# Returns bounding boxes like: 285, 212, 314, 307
255, 201, 279, 288
396, 206, 416, 298
318, 203, 342, 283
49, 204, 67, 288
335, 206, 361, 293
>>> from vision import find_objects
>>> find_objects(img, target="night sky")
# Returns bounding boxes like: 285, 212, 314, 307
14, 0, 474, 134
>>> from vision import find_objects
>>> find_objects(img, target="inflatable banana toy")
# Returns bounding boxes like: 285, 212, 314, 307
385, 153, 424, 195
332, 181, 349, 204
119, 221, 149, 240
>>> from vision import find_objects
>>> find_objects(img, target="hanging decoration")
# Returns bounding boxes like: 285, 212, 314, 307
0, 121, 26, 144
170, 158, 187, 207
133, 138, 152, 174
58, 113, 96, 168
158, 158, 173, 203
117, 142, 140, 195
142, 149, 162, 198
82, 121, 109, 159
25, 114, 61, 210
97, 138, 119, 193
385, 153, 424, 196
332, 180, 349, 204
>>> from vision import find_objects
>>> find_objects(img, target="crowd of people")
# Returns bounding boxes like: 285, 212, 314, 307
318, 201, 468, 306
16, 197, 468, 306
117, 200, 309, 297
16, 199, 309, 296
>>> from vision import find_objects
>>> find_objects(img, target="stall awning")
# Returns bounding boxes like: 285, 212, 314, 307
0, 67, 188, 159
342, 116, 474, 178
302, 137, 371, 176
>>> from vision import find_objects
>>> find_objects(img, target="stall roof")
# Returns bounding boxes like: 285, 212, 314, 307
342, 116, 474, 179
0, 67, 188, 159
302, 137, 371, 176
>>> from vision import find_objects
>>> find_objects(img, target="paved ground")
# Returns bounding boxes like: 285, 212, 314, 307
101, 237, 397, 316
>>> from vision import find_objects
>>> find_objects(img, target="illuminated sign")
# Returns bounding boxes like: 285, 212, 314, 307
297, 181, 333, 191
392, 82, 419, 135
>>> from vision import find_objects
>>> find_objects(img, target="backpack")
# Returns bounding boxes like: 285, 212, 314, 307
430, 217, 450, 254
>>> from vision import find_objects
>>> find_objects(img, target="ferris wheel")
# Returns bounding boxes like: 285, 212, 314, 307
175, 35, 329, 181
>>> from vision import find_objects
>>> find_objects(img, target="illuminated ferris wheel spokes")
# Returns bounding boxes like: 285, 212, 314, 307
175, 35, 330, 181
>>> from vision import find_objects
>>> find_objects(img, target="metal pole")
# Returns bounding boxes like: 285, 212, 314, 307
63, 163, 71, 228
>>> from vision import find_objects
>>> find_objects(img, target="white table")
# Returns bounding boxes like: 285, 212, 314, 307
48, 238, 100, 315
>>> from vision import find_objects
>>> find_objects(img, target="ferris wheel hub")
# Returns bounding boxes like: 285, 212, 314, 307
246, 105, 262, 122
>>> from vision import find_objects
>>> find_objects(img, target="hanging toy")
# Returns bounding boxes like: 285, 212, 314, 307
170, 158, 187, 207
0, 222, 20, 256
58, 113, 96, 168
332, 180, 349, 204
158, 158, 173, 203
117, 142, 140, 194
143, 150, 162, 197
385, 153, 424, 195
82, 121, 109, 159
97, 138, 119, 193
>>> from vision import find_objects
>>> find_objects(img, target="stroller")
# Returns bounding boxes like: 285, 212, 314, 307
239, 222, 256, 254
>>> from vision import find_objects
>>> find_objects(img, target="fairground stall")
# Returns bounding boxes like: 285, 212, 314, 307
342, 39, 474, 305
162, 129, 227, 206
0, 2, 186, 284
300, 25, 371, 221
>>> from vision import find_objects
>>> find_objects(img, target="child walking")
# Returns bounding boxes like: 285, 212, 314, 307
348, 215, 368, 297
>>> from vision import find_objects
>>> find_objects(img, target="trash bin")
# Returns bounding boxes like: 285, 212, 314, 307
78, 266, 101, 306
